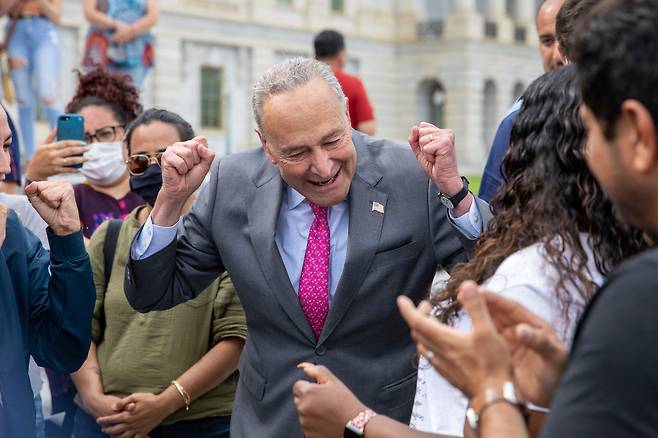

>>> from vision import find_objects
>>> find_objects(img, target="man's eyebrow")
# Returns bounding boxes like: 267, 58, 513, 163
319, 128, 344, 143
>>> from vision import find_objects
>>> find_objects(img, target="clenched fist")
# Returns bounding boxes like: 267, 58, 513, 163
25, 181, 81, 236
152, 136, 215, 226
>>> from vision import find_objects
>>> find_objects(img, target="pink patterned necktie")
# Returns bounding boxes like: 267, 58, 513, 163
298, 202, 330, 339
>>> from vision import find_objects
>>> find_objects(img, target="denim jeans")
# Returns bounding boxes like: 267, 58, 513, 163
7, 17, 61, 158
73, 407, 231, 438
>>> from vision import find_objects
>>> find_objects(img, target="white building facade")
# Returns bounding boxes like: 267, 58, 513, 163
45, 0, 545, 171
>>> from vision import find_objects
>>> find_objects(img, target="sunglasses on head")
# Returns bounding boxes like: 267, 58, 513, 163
126, 152, 164, 176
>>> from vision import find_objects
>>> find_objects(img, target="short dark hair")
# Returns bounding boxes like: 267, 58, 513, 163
125, 108, 195, 154
555, 0, 600, 60
314, 30, 345, 59
573, 0, 658, 138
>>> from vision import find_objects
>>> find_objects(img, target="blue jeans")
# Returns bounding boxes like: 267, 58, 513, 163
73, 407, 231, 438
7, 17, 61, 158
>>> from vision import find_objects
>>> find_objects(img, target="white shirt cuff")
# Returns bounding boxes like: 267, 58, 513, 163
131, 214, 179, 260
449, 199, 483, 239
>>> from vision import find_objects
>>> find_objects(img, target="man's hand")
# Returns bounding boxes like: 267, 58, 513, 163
408, 122, 472, 215
151, 136, 214, 226
484, 292, 567, 407
398, 282, 513, 401
293, 364, 367, 438
25, 181, 80, 236
97, 392, 172, 437
26, 130, 89, 181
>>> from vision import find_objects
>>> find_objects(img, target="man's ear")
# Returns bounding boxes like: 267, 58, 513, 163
620, 100, 658, 174
256, 129, 277, 164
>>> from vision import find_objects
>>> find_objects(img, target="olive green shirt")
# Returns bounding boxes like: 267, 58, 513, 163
83, 206, 247, 424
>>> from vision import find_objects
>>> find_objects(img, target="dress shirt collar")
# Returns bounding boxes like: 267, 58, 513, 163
285, 185, 348, 211
287, 186, 307, 210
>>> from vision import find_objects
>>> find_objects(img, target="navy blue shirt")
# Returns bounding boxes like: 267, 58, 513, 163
0, 211, 95, 437
478, 100, 522, 203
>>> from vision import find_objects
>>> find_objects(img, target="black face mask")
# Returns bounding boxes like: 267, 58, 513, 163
129, 164, 162, 206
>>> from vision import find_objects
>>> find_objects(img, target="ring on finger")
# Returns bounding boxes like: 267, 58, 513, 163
429, 133, 434, 142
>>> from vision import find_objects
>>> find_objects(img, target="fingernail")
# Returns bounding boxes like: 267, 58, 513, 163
297, 362, 313, 369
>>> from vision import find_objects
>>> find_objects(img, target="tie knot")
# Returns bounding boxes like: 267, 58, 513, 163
309, 201, 328, 219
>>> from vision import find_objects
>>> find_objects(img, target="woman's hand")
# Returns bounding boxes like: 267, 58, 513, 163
26, 130, 88, 181
96, 392, 173, 437
293, 364, 367, 438
111, 21, 135, 44
397, 282, 514, 400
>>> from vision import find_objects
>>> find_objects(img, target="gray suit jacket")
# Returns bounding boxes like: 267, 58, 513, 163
125, 131, 469, 437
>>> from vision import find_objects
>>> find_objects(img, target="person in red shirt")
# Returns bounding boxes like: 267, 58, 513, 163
314, 29, 376, 135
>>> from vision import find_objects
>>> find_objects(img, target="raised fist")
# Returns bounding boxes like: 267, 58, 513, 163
25, 181, 81, 236
159, 136, 215, 205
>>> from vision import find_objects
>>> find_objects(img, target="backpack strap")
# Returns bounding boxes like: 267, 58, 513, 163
103, 219, 123, 288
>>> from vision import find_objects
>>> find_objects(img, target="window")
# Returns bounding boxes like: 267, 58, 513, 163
417, 78, 446, 128
200, 66, 223, 130
331, 0, 344, 14
483, 80, 498, 148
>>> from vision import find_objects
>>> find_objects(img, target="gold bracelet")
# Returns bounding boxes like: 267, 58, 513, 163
171, 380, 191, 411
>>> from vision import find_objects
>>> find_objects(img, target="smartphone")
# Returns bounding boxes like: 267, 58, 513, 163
57, 114, 85, 169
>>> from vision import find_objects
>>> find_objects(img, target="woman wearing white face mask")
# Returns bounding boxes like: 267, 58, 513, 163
27, 67, 144, 240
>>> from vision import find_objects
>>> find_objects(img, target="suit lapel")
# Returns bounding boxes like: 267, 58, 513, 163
247, 162, 317, 344
319, 136, 386, 344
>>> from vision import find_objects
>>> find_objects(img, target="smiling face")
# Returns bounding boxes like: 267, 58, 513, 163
0, 109, 13, 180
259, 77, 356, 207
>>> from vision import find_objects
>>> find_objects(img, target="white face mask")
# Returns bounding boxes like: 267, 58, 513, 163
80, 141, 127, 186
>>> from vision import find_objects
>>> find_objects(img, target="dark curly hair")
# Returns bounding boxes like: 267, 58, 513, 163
65, 66, 142, 126
435, 65, 647, 327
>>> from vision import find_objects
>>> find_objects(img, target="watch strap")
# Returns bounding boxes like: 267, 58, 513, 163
439, 176, 470, 208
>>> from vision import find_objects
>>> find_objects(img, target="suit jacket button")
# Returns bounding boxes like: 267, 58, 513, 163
314, 345, 326, 356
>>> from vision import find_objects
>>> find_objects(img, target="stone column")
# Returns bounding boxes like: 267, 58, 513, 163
488, 0, 514, 43
517, 0, 539, 45
444, 0, 483, 40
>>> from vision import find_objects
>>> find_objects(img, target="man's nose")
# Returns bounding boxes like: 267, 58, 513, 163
310, 149, 333, 177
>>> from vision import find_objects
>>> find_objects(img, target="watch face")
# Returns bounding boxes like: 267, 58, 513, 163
439, 196, 454, 209
344, 425, 363, 437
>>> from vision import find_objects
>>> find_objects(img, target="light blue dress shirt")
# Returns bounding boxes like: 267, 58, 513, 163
132, 188, 482, 303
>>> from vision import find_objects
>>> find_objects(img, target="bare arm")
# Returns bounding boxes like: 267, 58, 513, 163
71, 343, 125, 418
357, 119, 377, 136
0, 0, 18, 16
156, 337, 244, 415
127, 0, 159, 36
36, 0, 62, 24
82, 0, 116, 29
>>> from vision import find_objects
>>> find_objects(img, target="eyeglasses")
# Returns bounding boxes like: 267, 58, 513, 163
126, 152, 164, 175
85, 125, 124, 144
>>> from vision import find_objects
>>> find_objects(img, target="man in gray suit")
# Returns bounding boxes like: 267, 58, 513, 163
124, 58, 484, 437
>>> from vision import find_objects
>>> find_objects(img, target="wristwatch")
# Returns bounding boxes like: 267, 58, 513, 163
344, 409, 377, 437
465, 380, 522, 431
438, 176, 470, 209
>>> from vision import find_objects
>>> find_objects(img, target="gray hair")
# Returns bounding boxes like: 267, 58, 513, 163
252, 57, 346, 133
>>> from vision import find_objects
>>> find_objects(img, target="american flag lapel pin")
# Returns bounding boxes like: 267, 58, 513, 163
371, 201, 385, 214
